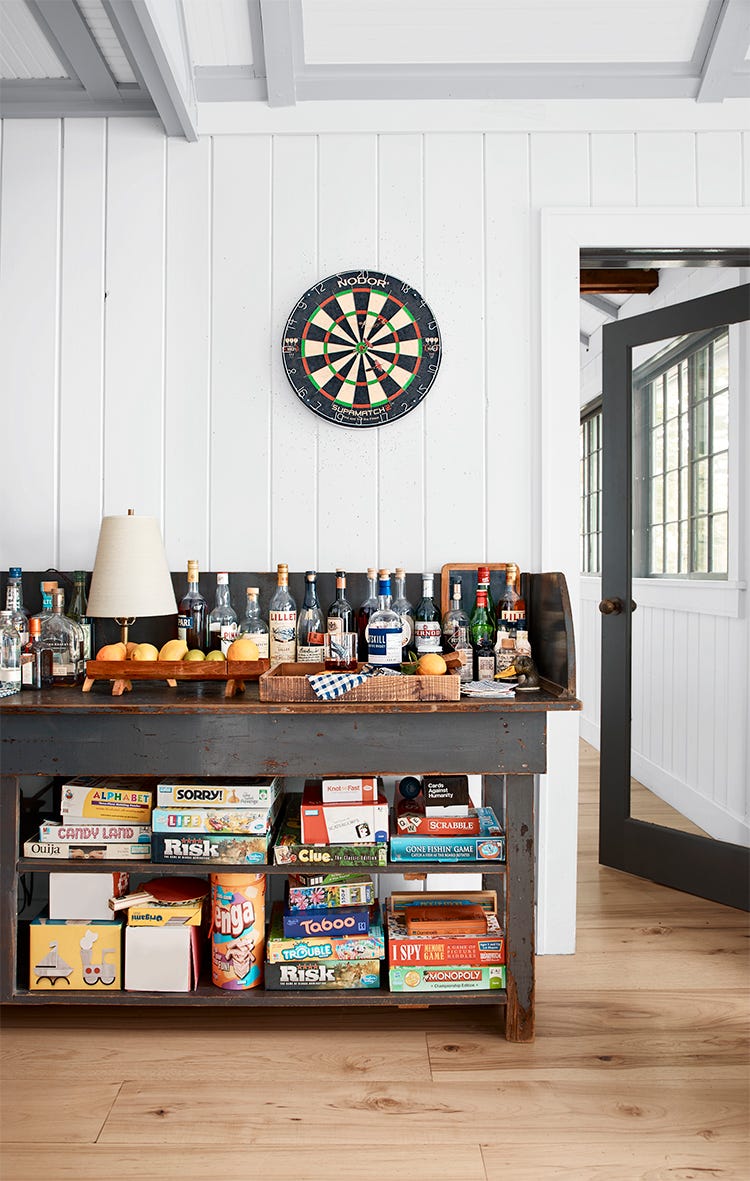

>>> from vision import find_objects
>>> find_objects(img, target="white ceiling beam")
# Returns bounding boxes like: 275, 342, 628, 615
581, 293, 621, 319
697, 0, 750, 102
259, 0, 297, 107
28, 0, 121, 103
580, 331, 591, 349
104, 0, 198, 139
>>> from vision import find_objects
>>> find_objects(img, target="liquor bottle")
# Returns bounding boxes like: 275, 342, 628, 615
494, 623, 516, 674
32, 585, 55, 628
238, 587, 270, 659
5, 568, 29, 646
391, 567, 415, 659
297, 571, 326, 662
177, 560, 209, 652
0, 611, 22, 694
209, 572, 238, 654
414, 573, 442, 656
269, 563, 297, 664
326, 570, 357, 670
470, 587, 496, 681
67, 571, 94, 661
42, 589, 82, 686
442, 579, 473, 683
21, 616, 53, 690
471, 565, 496, 646
366, 570, 402, 669
355, 567, 378, 661
498, 563, 526, 637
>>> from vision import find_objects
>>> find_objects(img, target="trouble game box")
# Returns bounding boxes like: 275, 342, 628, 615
267, 901, 384, 963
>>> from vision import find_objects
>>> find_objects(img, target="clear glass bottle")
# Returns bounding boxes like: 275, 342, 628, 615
414, 573, 442, 656
33, 585, 55, 628
0, 611, 22, 694
21, 616, 53, 690
391, 567, 415, 659
67, 570, 94, 661
238, 587, 269, 659
471, 565, 496, 646
209, 572, 238, 654
177, 560, 208, 652
326, 570, 357, 669
5, 568, 29, 646
355, 567, 378, 661
297, 571, 326, 663
498, 563, 526, 637
494, 623, 516, 674
269, 563, 297, 664
366, 570, 402, 669
470, 587, 496, 681
42, 589, 82, 686
442, 579, 473, 682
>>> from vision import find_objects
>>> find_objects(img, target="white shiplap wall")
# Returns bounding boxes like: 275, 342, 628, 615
1, 115, 747, 947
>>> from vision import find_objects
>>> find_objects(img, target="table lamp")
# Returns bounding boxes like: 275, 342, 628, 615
86, 509, 177, 645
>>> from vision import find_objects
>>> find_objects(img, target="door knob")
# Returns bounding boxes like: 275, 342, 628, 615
599, 598, 623, 615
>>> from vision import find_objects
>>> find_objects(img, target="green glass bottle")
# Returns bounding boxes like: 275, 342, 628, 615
470, 587, 495, 681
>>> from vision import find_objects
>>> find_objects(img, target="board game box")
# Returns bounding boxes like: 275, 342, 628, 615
150, 830, 272, 865
282, 903, 371, 938
388, 828, 505, 864
156, 777, 281, 809
273, 800, 388, 869
386, 909, 505, 967
151, 794, 281, 836
39, 822, 151, 844
267, 901, 384, 963
286, 874, 375, 911
264, 959, 382, 990
24, 840, 151, 861
388, 964, 506, 992
60, 778, 153, 823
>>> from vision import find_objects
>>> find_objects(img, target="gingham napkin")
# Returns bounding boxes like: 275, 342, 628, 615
307, 663, 401, 701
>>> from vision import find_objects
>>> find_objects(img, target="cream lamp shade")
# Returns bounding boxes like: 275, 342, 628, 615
87, 511, 177, 622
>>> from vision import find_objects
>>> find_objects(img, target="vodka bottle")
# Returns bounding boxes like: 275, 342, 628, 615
269, 563, 297, 664
414, 573, 442, 656
0, 611, 22, 694
297, 571, 326, 662
391, 567, 415, 658
5, 568, 29, 646
366, 570, 402, 669
355, 567, 378, 661
442, 579, 473, 682
178, 560, 209, 652
209, 572, 238, 654
67, 571, 94, 661
238, 588, 269, 659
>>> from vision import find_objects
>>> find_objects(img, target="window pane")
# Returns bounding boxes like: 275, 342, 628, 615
666, 368, 679, 420
679, 411, 688, 467
679, 521, 688, 572
652, 425, 664, 475
712, 333, 729, 393
692, 399, 709, 458
693, 345, 708, 399
651, 381, 663, 426
712, 451, 728, 512
666, 416, 679, 471
588, 534, 598, 573
665, 522, 679, 573
651, 479, 664, 524
680, 468, 688, 520
711, 513, 728, 574
693, 517, 708, 573
693, 457, 709, 515
666, 470, 679, 521
651, 526, 664, 574
712, 390, 729, 452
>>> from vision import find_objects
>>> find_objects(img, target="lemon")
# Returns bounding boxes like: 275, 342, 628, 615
226, 637, 260, 661
205, 650, 226, 662
183, 649, 206, 662
416, 653, 447, 676
159, 639, 188, 661
129, 643, 159, 661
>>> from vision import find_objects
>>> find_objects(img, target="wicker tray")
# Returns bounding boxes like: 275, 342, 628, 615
258, 663, 461, 703
82, 659, 270, 697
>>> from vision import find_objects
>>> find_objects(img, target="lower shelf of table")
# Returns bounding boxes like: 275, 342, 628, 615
8, 984, 507, 1007
17, 858, 505, 875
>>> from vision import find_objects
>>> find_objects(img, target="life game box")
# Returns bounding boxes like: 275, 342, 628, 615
286, 874, 376, 911
150, 831, 272, 865
264, 959, 382, 991
273, 799, 388, 869
151, 793, 282, 836
388, 965, 507, 993
267, 901, 384, 963
155, 777, 281, 809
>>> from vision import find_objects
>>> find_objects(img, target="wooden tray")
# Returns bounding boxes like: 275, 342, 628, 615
82, 659, 270, 697
258, 662, 461, 703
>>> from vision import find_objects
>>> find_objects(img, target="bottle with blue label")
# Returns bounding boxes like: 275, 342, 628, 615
366, 570, 402, 669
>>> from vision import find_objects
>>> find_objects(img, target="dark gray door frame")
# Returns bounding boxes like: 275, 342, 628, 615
599, 281, 750, 911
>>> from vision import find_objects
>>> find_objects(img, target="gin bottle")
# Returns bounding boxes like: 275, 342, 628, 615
355, 567, 378, 661
366, 570, 402, 669
209, 572, 238, 654
67, 571, 94, 661
238, 587, 269, 659
297, 571, 326, 663
391, 567, 415, 658
178, 561, 209, 652
326, 570, 357, 669
442, 580, 473, 682
269, 563, 297, 664
0, 611, 22, 694
414, 573, 442, 656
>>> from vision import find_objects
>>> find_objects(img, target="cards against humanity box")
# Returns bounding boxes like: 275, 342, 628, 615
156, 777, 280, 809
60, 778, 153, 823
300, 781, 388, 845
422, 775, 471, 815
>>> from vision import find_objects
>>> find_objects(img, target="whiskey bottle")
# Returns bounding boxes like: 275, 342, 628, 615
43, 589, 83, 686
269, 563, 297, 664
470, 588, 496, 681
238, 587, 269, 659
366, 570, 402, 669
21, 616, 53, 689
297, 571, 326, 663
391, 567, 415, 658
209, 572, 238, 654
355, 567, 378, 661
442, 579, 473, 682
178, 560, 208, 652
414, 573, 442, 656
67, 571, 94, 661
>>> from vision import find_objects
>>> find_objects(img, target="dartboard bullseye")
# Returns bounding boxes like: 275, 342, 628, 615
281, 270, 442, 428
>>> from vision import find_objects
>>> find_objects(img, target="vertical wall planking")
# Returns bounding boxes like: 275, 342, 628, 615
377, 133, 426, 571
590, 133, 636, 207
104, 119, 166, 522
711, 614, 730, 810
58, 119, 106, 569
744, 133, 750, 204
696, 613, 716, 798
696, 132, 744, 206
317, 134, 379, 571
0, 120, 61, 568
163, 136, 211, 570
671, 609, 689, 786
485, 133, 532, 568
636, 132, 697, 205
423, 132, 485, 570
271, 135, 320, 567
210, 135, 272, 570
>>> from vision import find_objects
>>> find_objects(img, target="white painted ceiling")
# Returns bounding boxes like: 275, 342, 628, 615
1, 0, 749, 134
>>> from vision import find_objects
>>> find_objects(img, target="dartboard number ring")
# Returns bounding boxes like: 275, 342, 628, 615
281, 270, 442, 428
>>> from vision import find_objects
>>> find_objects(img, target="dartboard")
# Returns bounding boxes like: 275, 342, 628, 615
281, 270, 441, 428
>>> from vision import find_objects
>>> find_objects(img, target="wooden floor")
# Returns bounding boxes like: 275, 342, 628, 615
1, 740, 748, 1180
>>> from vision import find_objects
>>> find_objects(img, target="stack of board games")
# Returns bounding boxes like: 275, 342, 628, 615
265, 872, 383, 990
150, 777, 282, 865
390, 775, 505, 864
24, 777, 153, 861
273, 778, 388, 869
387, 890, 506, 993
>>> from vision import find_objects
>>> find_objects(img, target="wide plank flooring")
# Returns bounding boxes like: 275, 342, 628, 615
1, 740, 748, 1180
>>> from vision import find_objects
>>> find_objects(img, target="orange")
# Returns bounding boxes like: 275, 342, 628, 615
416, 653, 447, 676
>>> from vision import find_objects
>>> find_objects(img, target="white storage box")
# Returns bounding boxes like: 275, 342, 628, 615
125, 925, 201, 992
49, 872, 129, 920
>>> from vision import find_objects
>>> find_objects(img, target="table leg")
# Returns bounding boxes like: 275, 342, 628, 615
504, 773, 535, 1042
0, 775, 20, 1002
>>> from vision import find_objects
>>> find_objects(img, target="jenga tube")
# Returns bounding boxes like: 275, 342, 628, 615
210, 874, 266, 989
